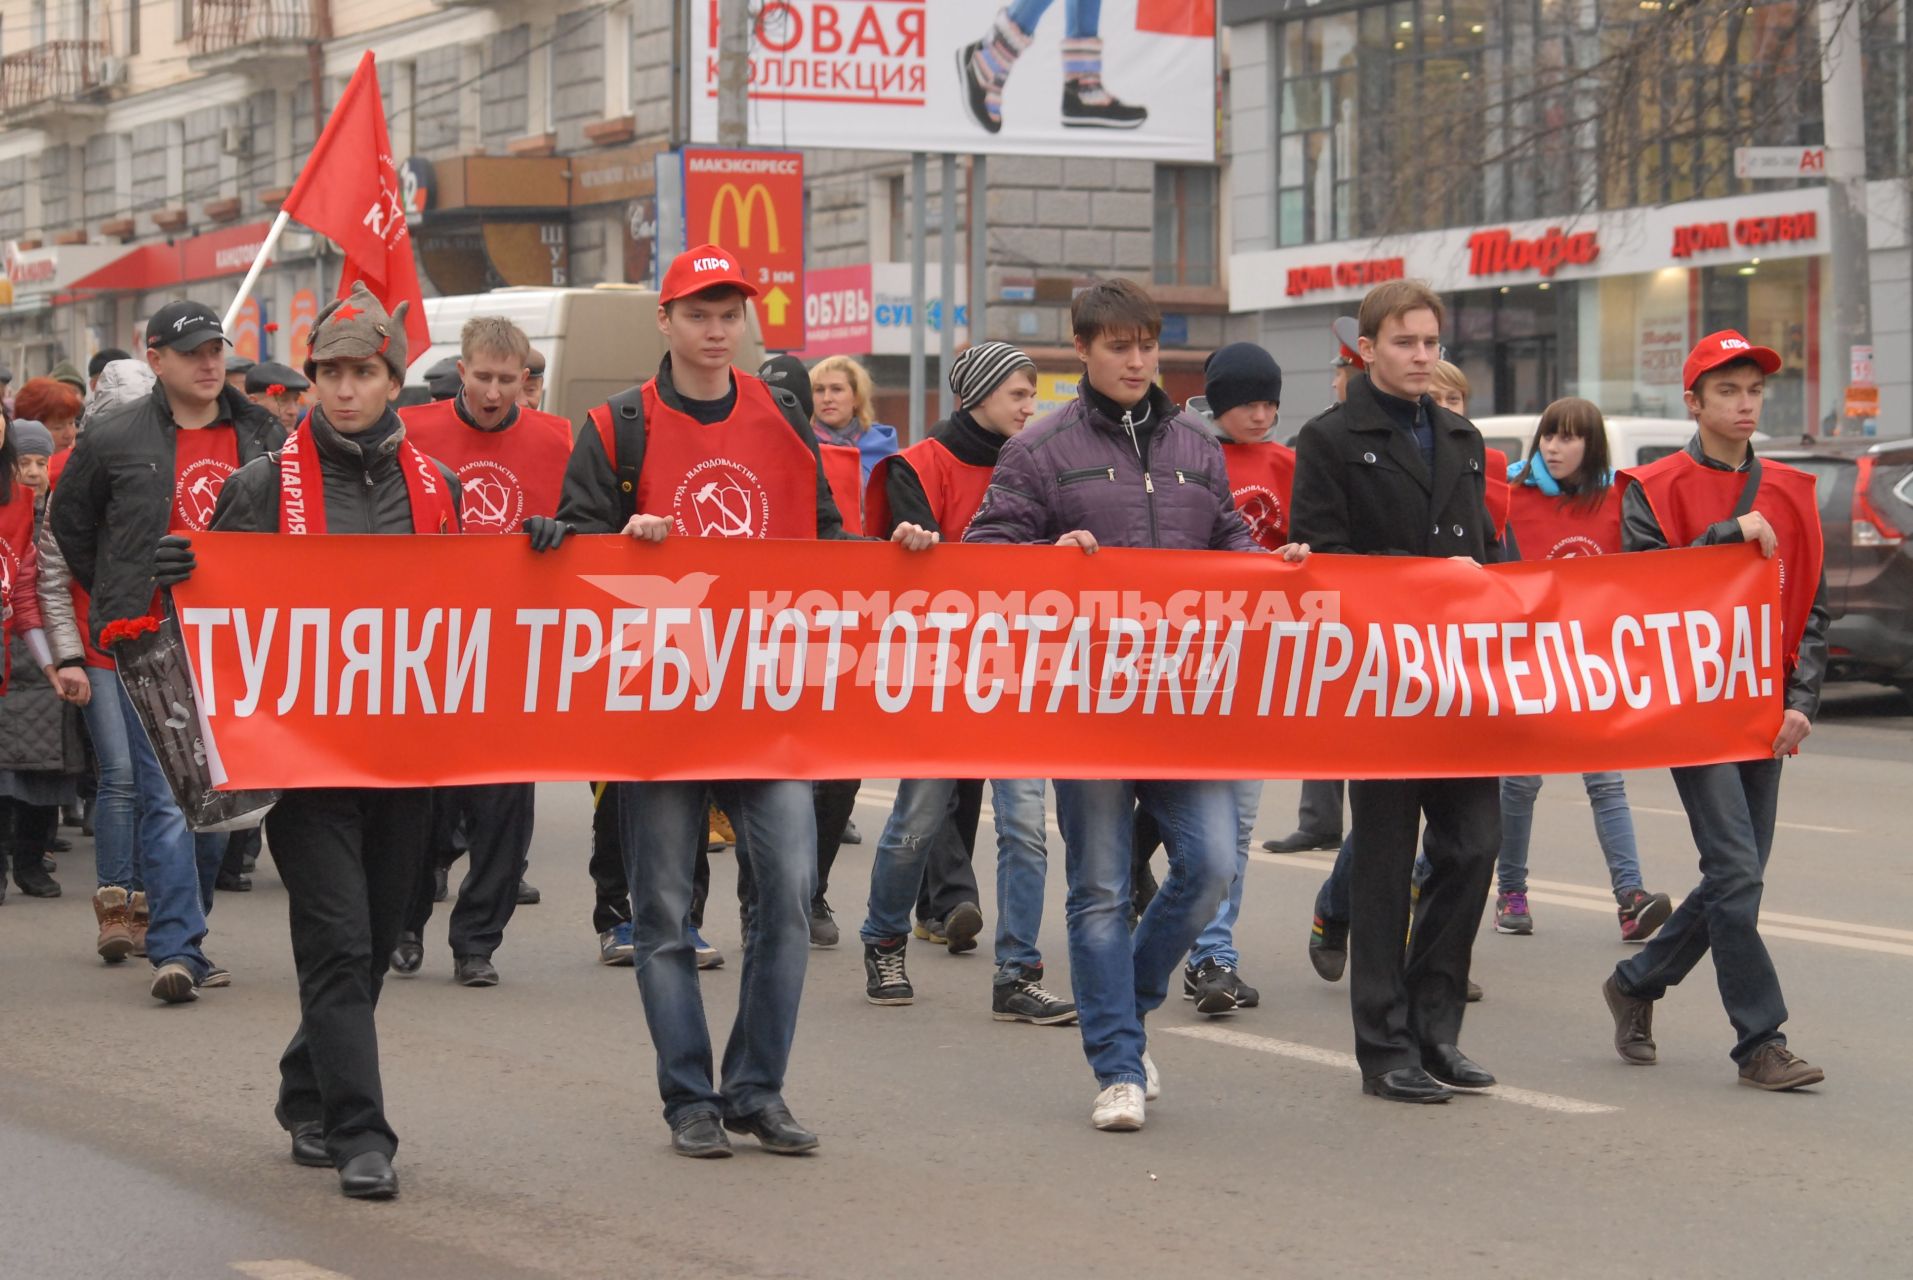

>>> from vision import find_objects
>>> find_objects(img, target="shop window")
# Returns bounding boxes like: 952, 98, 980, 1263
1154, 165, 1217, 287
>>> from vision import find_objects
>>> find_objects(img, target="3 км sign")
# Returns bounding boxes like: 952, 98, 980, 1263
681, 148, 807, 351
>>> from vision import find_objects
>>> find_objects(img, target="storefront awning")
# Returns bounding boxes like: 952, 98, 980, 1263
56, 221, 279, 302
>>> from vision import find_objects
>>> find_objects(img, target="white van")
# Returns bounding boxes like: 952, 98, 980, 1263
408, 285, 766, 424
1472, 414, 1738, 472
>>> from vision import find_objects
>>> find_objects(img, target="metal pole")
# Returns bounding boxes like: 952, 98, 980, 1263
716, 0, 751, 147
1818, 0, 1873, 433
938, 153, 957, 421
969, 154, 988, 351
222, 209, 291, 331
909, 152, 927, 442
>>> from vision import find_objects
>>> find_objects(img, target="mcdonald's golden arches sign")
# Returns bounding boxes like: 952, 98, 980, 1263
683, 149, 807, 351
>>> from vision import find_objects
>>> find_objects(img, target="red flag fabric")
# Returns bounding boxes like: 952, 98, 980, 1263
280, 52, 429, 363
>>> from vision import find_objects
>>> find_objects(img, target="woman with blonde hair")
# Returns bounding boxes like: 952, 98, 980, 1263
809, 355, 899, 484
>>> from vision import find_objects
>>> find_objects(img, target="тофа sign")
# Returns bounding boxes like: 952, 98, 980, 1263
689, 0, 1217, 163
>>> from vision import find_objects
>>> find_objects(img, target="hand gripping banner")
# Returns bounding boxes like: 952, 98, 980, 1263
172, 535, 1785, 790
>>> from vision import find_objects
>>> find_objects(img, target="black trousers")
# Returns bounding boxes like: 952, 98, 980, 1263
268, 787, 432, 1165
1298, 779, 1346, 839
404, 783, 534, 957
1347, 777, 1498, 1076
914, 778, 984, 923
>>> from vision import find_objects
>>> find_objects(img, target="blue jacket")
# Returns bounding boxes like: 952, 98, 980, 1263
818, 420, 900, 485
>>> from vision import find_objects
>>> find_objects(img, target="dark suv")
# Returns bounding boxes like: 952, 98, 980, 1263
1765, 438, 1913, 702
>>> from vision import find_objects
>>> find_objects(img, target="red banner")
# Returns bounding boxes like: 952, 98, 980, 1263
172, 536, 1784, 790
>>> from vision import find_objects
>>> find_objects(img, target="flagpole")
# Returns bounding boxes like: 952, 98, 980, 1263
221, 208, 293, 332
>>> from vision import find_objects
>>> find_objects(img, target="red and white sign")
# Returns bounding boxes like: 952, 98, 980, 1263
1672, 211, 1818, 259
1466, 226, 1599, 279
682, 148, 806, 351
1735, 146, 1826, 180
797, 263, 874, 357
1285, 257, 1405, 299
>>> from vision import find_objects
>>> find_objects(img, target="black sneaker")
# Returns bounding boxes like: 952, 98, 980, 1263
1061, 77, 1147, 129
864, 938, 913, 1005
1308, 914, 1348, 982
1184, 957, 1246, 1015
809, 898, 840, 948
1618, 888, 1674, 942
993, 968, 1077, 1025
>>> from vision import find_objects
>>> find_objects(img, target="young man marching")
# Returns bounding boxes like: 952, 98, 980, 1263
1289, 279, 1499, 1104
857, 341, 1074, 1028
156, 284, 460, 1198
965, 280, 1307, 1131
533, 244, 935, 1158
393, 316, 574, 988
50, 302, 283, 1003
1601, 331, 1828, 1091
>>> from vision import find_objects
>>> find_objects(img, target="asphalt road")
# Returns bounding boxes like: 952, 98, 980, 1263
3, 684, 1909, 1280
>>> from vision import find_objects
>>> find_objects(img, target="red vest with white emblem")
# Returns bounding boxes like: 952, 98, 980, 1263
1219, 440, 1296, 550
864, 438, 995, 541
1506, 481, 1625, 559
635, 374, 819, 538
400, 399, 574, 533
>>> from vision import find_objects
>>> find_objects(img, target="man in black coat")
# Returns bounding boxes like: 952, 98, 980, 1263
1289, 279, 1500, 1103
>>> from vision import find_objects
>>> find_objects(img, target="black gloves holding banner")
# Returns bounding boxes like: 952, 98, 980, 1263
154, 535, 196, 587
524, 517, 572, 553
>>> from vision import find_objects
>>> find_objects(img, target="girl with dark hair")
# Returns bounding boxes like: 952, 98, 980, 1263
1494, 397, 1672, 943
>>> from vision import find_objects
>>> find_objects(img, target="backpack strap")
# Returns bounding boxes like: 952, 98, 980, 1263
589, 384, 648, 519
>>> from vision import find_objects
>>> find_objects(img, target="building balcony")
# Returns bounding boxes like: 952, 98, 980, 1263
187, 0, 313, 74
0, 41, 119, 125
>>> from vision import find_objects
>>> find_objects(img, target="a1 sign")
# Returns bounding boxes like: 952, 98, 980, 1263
1734, 146, 1827, 180
682, 148, 806, 351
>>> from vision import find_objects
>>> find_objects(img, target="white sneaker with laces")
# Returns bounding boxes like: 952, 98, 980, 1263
1091, 1082, 1146, 1131
1142, 1051, 1161, 1101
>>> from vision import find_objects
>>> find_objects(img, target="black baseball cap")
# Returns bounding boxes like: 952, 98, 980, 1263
146, 301, 231, 353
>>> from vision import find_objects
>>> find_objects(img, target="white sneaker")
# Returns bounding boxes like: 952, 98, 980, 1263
1091, 1082, 1146, 1131
1142, 1051, 1161, 1101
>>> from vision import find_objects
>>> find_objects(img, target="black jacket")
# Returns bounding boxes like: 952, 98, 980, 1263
50, 383, 284, 648
557, 356, 854, 538
1290, 374, 1499, 562
210, 408, 461, 535
1621, 434, 1831, 720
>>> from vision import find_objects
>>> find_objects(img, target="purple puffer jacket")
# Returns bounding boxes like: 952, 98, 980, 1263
963, 382, 1259, 552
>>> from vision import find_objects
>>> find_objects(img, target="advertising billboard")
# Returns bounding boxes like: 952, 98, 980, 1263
681, 148, 807, 350
689, 0, 1217, 163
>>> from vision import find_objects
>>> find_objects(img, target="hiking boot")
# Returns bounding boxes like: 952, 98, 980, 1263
94, 887, 135, 963
150, 960, 198, 1004
1494, 891, 1534, 935
942, 901, 983, 954
864, 937, 913, 1005
708, 804, 734, 851
1091, 1082, 1145, 1131
808, 898, 840, 948
391, 931, 423, 976
992, 968, 1077, 1025
1309, 914, 1348, 982
1602, 973, 1656, 1064
598, 922, 635, 966
1183, 957, 1248, 1016
128, 891, 149, 956
689, 927, 724, 970
1738, 1041, 1825, 1091
1617, 888, 1674, 942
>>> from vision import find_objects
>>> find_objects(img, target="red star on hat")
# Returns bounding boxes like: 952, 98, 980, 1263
333, 304, 363, 322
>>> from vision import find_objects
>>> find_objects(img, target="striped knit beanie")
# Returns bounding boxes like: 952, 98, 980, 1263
949, 341, 1036, 411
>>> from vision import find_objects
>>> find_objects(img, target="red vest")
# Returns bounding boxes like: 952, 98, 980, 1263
399, 399, 574, 533
1507, 481, 1625, 559
0, 491, 37, 691
820, 442, 864, 536
1220, 440, 1296, 550
629, 374, 819, 539
276, 423, 458, 535
1629, 451, 1823, 669
865, 438, 995, 541
1483, 447, 1512, 540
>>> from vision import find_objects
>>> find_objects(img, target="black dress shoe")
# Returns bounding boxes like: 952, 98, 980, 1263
1361, 1066, 1454, 1103
453, 954, 498, 987
516, 880, 541, 905
289, 1121, 329, 1168
338, 1150, 398, 1199
723, 1103, 819, 1154
1423, 1045, 1496, 1089
671, 1112, 733, 1159
216, 871, 252, 892
1262, 830, 1341, 854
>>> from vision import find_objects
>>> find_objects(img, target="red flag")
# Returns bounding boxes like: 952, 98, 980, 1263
280, 52, 429, 363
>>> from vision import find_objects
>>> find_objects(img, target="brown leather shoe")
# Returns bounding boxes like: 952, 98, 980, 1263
128, 891, 150, 957
94, 887, 135, 963
1602, 973, 1657, 1064
1738, 1041, 1824, 1091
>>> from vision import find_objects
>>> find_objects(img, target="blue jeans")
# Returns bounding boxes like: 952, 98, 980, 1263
1054, 780, 1236, 1088
618, 779, 817, 1126
860, 777, 970, 945
990, 779, 1050, 976
1006, 0, 1101, 38
1497, 772, 1642, 898
115, 672, 223, 978
1614, 759, 1788, 1064
84, 667, 141, 891
1189, 780, 1262, 969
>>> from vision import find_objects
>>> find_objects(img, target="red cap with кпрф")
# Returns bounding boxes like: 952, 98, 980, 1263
1683, 329, 1781, 391
660, 244, 759, 305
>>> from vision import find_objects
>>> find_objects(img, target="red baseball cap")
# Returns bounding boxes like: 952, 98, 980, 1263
1683, 329, 1781, 391
660, 244, 758, 305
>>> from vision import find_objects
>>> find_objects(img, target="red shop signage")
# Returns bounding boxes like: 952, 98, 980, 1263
1671, 211, 1817, 260
1285, 256, 1406, 298
1465, 226, 1599, 278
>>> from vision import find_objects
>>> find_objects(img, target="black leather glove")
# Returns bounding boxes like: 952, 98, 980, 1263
154, 534, 196, 587
525, 516, 573, 553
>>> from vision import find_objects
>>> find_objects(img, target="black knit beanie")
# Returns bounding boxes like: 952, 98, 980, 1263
1203, 343, 1283, 419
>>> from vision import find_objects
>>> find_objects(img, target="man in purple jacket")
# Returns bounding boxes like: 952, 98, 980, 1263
965, 279, 1308, 1131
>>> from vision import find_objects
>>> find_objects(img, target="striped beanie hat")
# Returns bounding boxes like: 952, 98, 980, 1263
949, 341, 1036, 411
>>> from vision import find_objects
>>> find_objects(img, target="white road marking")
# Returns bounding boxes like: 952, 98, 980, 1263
232, 1264, 356, 1280
1164, 1024, 1619, 1114
1563, 797, 1855, 835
